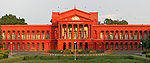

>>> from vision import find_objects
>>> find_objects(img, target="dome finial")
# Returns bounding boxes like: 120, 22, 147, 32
74, 5, 76, 9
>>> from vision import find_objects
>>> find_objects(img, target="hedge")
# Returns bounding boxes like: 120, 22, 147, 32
0, 55, 150, 63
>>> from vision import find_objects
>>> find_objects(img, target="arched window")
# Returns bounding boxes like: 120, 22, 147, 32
18, 43, 20, 51
79, 43, 82, 49
79, 24, 83, 39
73, 24, 77, 39
130, 31, 133, 39
22, 31, 25, 39
23, 43, 25, 51
27, 43, 30, 50
130, 43, 132, 50
46, 31, 49, 39
17, 31, 20, 39
85, 42, 88, 50
32, 31, 35, 39
69, 42, 71, 49
125, 43, 128, 50
110, 31, 113, 39
115, 31, 118, 39
2, 31, 6, 39
134, 31, 137, 40
115, 43, 118, 50
68, 24, 72, 39
42, 43, 44, 50
120, 31, 123, 39
111, 43, 113, 50
106, 43, 108, 50
12, 31, 15, 39
37, 31, 40, 39
120, 43, 123, 50
41, 31, 45, 39
125, 31, 128, 39
7, 31, 11, 39
100, 31, 104, 40
144, 31, 147, 39
139, 31, 142, 39
84, 24, 88, 39
105, 31, 109, 39
27, 31, 30, 39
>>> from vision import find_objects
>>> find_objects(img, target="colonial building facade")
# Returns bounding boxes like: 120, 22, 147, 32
1, 8, 150, 51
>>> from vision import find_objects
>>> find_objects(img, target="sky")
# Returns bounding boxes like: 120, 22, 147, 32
0, 0, 150, 25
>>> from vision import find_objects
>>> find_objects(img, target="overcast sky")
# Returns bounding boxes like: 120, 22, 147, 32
0, 0, 150, 25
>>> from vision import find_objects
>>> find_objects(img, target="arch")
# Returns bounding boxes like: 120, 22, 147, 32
32, 31, 35, 39
27, 31, 30, 39
37, 31, 40, 39
42, 43, 44, 50
130, 43, 132, 50
111, 42, 113, 50
134, 31, 138, 40
69, 42, 71, 49
106, 42, 108, 50
110, 31, 113, 39
79, 42, 82, 49
79, 24, 83, 39
17, 31, 20, 39
2, 31, 6, 39
68, 24, 72, 39
125, 31, 128, 39
12, 31, 15, 39
144, 31, 147, 39
100, 31, 104, 39
115, 42, 118, 50
63, 43, 66, 50
120, 31, 123, 39
22, 43, 25, 51
135, 42, 137, 50
105, 31, 109, 39
22, 31, 25, 39
73, 24, 77, 39
18, 43, 20, 51
115, 31, 118, 39
120, 43, 123, 50
125, 43, 128, 50
85, 42, 88, 50
130, 31, 133, 39
7, 31, 11, 39
27, 43, 30, 50
13, 43, 15, 51
37, 43, 39, 51
46, 31, 50, 39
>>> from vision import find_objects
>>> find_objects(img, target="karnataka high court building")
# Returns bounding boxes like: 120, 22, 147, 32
1, 7, 150, 51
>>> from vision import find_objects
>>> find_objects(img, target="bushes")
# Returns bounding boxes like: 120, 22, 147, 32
47, 49, 104, 54
0, 55, 150, 63
142, 49, 150, 54
146, 53, 150, 58
0, 50, 9, 59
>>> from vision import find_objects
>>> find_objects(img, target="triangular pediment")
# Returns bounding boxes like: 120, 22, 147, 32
59, 14, 91, 21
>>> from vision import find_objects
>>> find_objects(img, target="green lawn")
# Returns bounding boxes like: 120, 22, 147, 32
15, 58, 143, 63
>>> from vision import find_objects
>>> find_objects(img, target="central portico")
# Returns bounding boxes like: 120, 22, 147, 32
52, 7, 99, 50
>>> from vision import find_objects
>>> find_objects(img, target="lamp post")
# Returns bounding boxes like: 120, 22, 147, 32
74, 41, 77, 60
10, 42, 12, 56
140, 42, 143, 55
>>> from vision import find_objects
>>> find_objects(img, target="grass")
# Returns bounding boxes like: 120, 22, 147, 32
15, 58, 143, 63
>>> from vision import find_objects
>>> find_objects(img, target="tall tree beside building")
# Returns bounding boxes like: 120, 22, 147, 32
104, 18, 128, 25
0, 14, 27, 25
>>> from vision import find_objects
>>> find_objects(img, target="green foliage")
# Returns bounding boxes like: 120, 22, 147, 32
140, 33, 150, 50
0, 14, 27, 25
0, 50, 9, 59
0, 55, 150, 63
142, 49, 150, 54
146, 53, 150, 58
104, 18, 128, 25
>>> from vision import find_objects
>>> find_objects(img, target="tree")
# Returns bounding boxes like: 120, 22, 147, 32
104, 18, 128, 25
0, 26, 2, 49
0, 14, 27, 25
140, 33, 150, 50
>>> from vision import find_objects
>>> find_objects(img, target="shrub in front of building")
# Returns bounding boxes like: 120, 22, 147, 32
142, 49, 150, 54
146, 53, 150, 58
0, 50, 9, 59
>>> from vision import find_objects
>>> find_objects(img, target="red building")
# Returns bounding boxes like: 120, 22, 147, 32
1, 7, 150, 51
